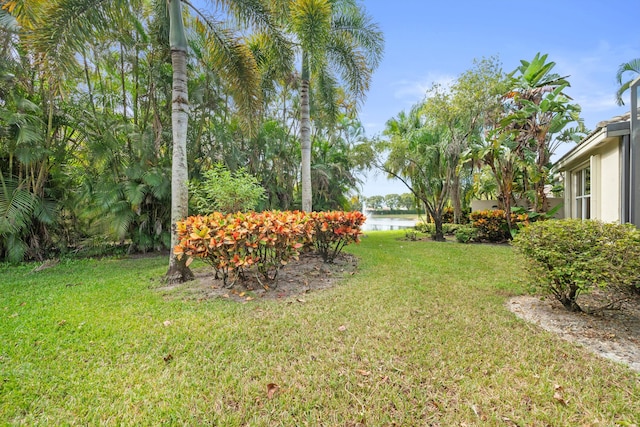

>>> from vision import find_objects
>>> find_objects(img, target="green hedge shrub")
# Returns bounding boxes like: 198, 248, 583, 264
415, 222, 462, 237
512, 219, 640, 312
455, 225, 478, 243
428, 207, 470, 224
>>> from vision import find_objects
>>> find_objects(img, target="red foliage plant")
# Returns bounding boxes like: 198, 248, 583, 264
311, 211, 365, 262
174, 210, 364, 285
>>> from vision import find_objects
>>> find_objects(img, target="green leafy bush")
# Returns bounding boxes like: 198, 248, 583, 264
512, 219, 640, 312
428, 207, 470, 224
189, 164, 266, 214
455, 225, 478, 243
415, 222, 462, 237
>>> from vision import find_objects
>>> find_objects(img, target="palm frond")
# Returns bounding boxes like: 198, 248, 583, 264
4, 234, 27, 263
615, 58, 640, 106
326, 35, 370, 100
330, 3, 383, 69
0, 175, 36, 234
0, 8, 19, 32
143, 169, 171, 200
313, 66, 339, 124
193, 17, 262, 132
31, 0, 142, 80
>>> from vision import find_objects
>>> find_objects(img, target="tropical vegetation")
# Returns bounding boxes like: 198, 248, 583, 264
0, 0, 381, 267
361, 54, 587, 239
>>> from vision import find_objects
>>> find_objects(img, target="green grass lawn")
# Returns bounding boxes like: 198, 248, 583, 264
1, 231, 638, 426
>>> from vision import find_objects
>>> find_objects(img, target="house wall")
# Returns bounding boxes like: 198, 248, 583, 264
470, 198, 564, 218
560, 138, 621, 223
598, 143, 621, 222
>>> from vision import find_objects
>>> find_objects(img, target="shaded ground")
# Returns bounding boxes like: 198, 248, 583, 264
158, 251, 359, 303
508, 290, 640, 372
158, 249, 640, 372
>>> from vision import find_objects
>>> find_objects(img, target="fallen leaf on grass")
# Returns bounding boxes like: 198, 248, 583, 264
338, 325, 347, 332
470, 404, 487, 421
245, 296, 253, 301
501, 417, 519, 426
553, 384, 567, 406
356, 369, 370, 376
296, 298, 306, 303
266, 383, 279, 399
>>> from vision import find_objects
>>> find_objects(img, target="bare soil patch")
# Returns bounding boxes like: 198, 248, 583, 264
158, 251, 359, 303
508, 290, 640, 372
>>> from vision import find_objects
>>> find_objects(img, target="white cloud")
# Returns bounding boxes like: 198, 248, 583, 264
544, 41, 639, 128
391, 73, 455, 102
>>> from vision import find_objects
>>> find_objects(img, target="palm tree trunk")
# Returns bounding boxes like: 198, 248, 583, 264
300, 72, 312, 212
451, 174, 462, 223
166, 0, 194, 283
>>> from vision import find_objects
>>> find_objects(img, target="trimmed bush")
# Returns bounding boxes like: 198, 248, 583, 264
311, 211, 365, 262
512, 219, 640, 312
468, 210, 529, 242
174, 211, 309, 286
174, 210, 363, 285
415, 222, 463, 237
429, 207, 470, 224
455, 225, 478, 243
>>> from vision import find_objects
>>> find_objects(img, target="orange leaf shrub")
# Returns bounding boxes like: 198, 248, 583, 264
310, 211, 365, 262
175, 210, 365, 285
175, 211, 310, 286
468, 209, 529, 242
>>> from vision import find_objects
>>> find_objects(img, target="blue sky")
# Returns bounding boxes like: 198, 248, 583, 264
357, 0, 640, 196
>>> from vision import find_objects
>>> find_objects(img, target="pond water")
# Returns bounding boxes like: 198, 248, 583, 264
361, 216, 418, 231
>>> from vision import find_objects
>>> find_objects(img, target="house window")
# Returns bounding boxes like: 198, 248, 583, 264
575, 167, 591, 219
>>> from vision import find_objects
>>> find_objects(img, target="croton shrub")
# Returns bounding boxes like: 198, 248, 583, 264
310, 211, 365, 262
174, 210, 364, 285
468, 209, 530, 242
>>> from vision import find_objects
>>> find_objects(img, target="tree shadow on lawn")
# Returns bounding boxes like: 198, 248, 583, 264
156, 251, 359, 303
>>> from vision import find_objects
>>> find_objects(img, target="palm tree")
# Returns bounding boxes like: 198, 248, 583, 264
377, 106, 451, 241
285, 0, 383, 211
502, 53, 584, 212
32, 0, 288, 282
422, 57, 506, 223
615, 58, 640, 106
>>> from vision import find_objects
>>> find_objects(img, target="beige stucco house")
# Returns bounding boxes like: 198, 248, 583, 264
555, 107, 639, 225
